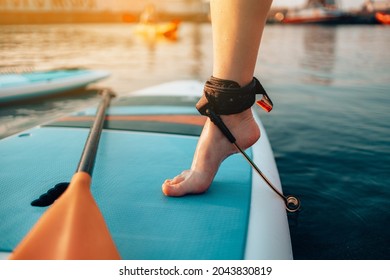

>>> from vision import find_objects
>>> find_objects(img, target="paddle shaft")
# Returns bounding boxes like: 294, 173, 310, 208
12, 88, 121, 260
77, 89, 114, 175
30, 89, 114, 207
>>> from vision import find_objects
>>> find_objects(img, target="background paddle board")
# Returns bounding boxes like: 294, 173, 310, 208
0, 68, 110, 103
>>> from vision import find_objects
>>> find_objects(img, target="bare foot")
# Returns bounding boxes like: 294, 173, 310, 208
162, 108, 260, 196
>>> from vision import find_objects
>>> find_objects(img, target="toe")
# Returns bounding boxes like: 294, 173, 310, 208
162, 181, 185, 197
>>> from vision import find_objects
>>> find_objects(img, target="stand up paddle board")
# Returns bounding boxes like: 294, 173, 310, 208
0, 68, 110, 103
0, 80, 293, 260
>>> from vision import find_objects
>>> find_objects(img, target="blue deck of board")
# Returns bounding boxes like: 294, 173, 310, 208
0, 126, 253, 259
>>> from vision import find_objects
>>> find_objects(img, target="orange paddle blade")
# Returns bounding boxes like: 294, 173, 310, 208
9, 172, 121, 260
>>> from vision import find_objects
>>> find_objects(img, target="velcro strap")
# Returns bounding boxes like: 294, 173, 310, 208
196, 76, 273, 116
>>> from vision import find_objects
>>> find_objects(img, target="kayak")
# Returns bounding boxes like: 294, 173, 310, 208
0, 80, 293, 260
0, 68, 110, 103
134, 20, 180, 40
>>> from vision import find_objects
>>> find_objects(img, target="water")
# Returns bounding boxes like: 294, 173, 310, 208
0, 23, 389, 260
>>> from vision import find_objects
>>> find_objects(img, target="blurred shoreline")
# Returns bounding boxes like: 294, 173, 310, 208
0, 10, 207, 25
0, 8, 387, 25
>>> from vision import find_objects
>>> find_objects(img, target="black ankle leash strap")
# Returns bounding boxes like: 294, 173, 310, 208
196, 77, 301, 213
196, 76, 273, 116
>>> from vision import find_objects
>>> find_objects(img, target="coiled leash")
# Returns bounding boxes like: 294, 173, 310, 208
196, 76, 300, 212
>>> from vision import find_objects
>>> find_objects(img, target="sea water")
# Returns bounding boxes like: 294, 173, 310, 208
0, 23, 389, 259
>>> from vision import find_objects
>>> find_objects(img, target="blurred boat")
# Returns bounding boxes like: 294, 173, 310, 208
375, 12, 390, 24
281, 6, 344, 24
280, 0, 344, 24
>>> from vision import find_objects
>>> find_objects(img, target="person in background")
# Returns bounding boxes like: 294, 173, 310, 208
162, 0, 273, 196
140, 3, 158, 24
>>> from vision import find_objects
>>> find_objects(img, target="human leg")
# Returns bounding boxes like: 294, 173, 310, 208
162, 0, 273, 196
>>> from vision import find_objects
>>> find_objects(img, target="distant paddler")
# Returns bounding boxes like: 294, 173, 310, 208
139, 3, 159, 25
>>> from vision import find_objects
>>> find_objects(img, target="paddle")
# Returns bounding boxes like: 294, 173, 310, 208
9, 89, 121, 260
